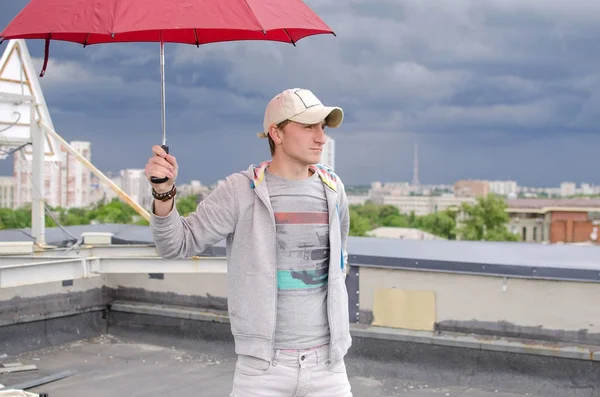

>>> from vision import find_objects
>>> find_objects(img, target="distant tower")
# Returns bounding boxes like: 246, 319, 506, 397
322, 134, 335, 169
411, 140, 420, 186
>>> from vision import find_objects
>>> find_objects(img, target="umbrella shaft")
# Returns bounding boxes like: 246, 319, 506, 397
160, 38, 166, 145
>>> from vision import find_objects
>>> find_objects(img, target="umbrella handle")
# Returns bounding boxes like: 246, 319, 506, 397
150, 145, 170, 184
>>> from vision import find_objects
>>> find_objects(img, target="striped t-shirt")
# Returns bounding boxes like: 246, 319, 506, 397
265, 168, 330, 350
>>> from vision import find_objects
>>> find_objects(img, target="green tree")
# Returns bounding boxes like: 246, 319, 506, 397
407, 211, 417, 228
0, 194, 515, 244
349, 207, 372, 236
0, 207, 31, 229
377, 203, 408, 227
176, 195, 198, 216
0, 195, 207, 231
381, 214, 409, 227
379, 205, 400, 219
65, 207, 90, 225
457, 194, 519, 241
418, 210, 457, 240
352, 201, 381, 228
84, 199, 135, 224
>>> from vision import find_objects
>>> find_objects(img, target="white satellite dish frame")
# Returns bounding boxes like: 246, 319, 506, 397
0, 39, 150, 247
0, 39, 60, 161
0, 91, 45, 244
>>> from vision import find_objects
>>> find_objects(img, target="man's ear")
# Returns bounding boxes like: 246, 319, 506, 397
269, 125, 283, 144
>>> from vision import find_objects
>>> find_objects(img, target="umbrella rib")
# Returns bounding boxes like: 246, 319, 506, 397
194, 28, 200, 47
241, 0, 267, 34
83, 33, 91, 47
283, 29, 296, 46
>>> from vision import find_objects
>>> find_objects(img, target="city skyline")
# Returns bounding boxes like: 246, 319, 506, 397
2, 140, 599, 193
2, 0, 600, 187
3, 124, 597, 211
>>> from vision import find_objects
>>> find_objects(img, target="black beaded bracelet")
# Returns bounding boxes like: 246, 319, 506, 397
152, 185, 177, 202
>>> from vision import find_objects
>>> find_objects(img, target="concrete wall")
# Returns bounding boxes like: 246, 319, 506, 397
359, 267, 600, 345
551, 211, 597, 244
0, 276, 108, 326
507, 213, 548, 243
105, 273, 228, 312
103, 267, 600, 345
0, 275, 109, 355
0, 276, 106, 301
2, 257, 599, 347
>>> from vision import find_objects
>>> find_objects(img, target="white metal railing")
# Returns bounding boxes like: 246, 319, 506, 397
0, 254, 227, 288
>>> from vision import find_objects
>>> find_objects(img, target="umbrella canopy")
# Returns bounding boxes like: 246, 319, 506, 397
0, 0, 334, 45
1, 0, 335, 77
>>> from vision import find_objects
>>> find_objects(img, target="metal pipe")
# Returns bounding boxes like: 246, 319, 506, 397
160, 35, 166, 146
39, 121, 151, 221
0, 256, 228, 288
7, 370, 77, 390
30, 98, 45, 246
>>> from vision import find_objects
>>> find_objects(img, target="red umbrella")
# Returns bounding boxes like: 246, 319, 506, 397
0, 0, 335, 183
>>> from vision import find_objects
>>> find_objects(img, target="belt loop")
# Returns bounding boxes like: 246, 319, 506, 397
315, 347, 321, 364
271, 349, 280, 367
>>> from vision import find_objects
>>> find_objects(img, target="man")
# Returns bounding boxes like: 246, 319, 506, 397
145, 88, 352, 397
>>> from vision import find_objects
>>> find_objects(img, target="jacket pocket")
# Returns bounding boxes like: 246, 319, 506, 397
230, 273, 274, 338
331, 276, 350, 340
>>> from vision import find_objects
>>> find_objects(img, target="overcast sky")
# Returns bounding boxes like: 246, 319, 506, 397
1, 0, 599, 187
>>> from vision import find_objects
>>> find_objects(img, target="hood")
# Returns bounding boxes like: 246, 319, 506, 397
241, 160, 338, 192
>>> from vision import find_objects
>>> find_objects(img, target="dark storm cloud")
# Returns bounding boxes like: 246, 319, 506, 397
1, 0, 599, 186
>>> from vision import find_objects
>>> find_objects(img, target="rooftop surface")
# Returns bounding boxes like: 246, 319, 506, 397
0, 332, 578, 397
1, 225, 599, 396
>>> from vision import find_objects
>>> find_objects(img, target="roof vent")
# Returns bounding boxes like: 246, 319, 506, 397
0, 241, 34, 255
81, 232, 114, 246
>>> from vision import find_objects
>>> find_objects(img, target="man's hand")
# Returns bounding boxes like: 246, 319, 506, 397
145, 145, 178, 193
146, 145, 179, 216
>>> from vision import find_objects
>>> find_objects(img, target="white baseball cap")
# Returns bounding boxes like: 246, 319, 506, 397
257, 88, 344, 138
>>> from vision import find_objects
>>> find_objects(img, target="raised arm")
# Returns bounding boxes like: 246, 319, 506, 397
145, 145, 237, 259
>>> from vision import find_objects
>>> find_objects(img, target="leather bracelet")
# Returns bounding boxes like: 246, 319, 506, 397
152, 185, 177, 202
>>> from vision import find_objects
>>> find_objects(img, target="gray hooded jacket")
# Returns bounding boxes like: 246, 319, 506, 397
150, 161, 352, 364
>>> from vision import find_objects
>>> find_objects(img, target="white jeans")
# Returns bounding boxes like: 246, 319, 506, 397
230, 345, 353, 397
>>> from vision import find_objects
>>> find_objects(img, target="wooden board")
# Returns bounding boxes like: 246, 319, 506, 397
0, 365, 37, 374
372, 288, 436, 331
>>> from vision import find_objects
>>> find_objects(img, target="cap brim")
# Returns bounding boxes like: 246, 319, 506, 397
257, 105, 344, 138
289, 106, 344, 128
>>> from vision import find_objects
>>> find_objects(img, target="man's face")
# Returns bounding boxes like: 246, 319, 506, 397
276, 120, 327, 166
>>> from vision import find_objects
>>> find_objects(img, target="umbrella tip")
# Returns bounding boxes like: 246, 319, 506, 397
332, 32, 337, 37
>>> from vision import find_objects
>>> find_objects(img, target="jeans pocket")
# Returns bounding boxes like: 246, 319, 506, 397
236, 355, 271, 376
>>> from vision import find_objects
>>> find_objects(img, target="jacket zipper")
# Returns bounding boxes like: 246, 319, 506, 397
254, 184, 278, 358
327, 198, 341, 364
270, 211, 277, 356
336, 204, 344, 270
